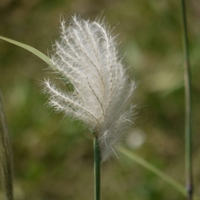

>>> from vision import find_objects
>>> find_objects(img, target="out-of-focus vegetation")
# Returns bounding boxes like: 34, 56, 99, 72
0, 0, 200, 200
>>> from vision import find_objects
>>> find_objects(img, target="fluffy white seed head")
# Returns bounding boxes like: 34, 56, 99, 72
44, 16, 136, 161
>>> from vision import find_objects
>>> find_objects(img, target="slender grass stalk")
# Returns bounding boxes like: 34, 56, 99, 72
180, 1, 193, 199
0, 92, 14, 200
94, 134, 101, 200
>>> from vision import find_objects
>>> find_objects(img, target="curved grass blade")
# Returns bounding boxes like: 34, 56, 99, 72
0, 36, 53, 67
118, 147, 199, 200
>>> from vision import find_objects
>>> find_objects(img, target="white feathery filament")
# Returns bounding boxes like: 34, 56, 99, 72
44, 16, 136, 161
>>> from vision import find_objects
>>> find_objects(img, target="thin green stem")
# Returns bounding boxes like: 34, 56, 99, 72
93, 135, 101, 200
0, 92, 14, 200
181, 1, 193, 199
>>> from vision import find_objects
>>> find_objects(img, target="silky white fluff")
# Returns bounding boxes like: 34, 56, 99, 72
44, 16, 136, 161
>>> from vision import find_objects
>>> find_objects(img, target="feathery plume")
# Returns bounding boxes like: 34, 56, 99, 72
44, 16, 136, 161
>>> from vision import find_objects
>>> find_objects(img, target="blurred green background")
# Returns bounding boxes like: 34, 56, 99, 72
0, 0, 200, 200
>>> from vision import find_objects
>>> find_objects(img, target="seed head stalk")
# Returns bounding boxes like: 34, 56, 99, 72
93, 134, 101, 200
181, 0, 193, 199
